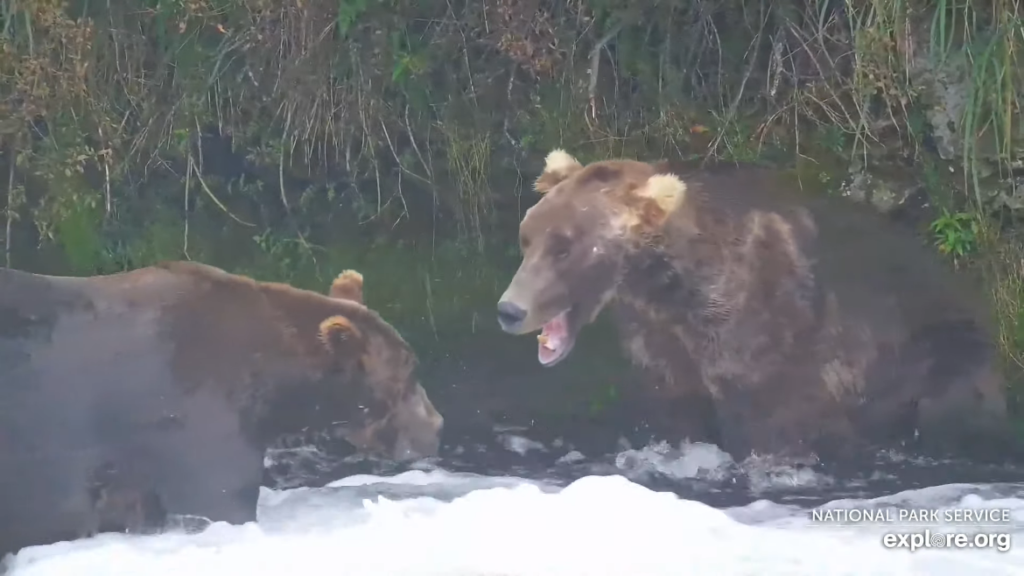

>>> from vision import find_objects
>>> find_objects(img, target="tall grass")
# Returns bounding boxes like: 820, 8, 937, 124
0, 0, 1019, 223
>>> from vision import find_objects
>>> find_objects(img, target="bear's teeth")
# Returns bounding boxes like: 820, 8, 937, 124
537, 334, 549, 346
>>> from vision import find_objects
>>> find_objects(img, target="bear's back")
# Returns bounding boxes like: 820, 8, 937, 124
672, 163, 989, 333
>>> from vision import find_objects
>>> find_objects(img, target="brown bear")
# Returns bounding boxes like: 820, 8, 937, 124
0, 261, 443, 561
496, 149, 1009, 463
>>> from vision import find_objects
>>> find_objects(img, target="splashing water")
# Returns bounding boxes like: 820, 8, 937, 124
5, 431, 1024, 576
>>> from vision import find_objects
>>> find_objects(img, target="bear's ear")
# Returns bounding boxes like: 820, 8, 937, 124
318, 315, 366, 370
329, 269, 364, 304
624, 173, 688, 227
535, 149, 583, 194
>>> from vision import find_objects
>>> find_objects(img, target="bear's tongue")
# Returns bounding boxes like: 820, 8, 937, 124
537, 311, 569, 366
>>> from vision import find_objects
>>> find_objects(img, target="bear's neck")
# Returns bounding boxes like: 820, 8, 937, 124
618, 219, 727, 339
239, 368, 336, 447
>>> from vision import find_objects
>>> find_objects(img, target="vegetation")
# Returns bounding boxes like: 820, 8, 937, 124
0, 0, 1023, 417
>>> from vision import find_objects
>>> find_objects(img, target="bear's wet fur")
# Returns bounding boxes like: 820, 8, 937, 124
0, 261, 443, 561
497, 150, 1010, 463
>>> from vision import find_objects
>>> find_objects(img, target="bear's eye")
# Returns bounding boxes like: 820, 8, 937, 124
548, 233, 572, 260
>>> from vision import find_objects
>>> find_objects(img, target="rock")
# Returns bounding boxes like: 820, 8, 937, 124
840, 158, 924, 215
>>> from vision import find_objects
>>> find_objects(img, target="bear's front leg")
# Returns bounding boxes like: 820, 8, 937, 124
617, 363, 721, 446
151, 446, 263, 527
135, 417, 266, 528
711, 376, 858, 462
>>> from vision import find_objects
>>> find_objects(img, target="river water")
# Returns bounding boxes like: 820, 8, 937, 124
4, 421, 1024, 575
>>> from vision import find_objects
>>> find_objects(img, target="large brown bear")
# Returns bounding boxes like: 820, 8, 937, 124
0, 261, 443, 560
496, 150, 1010, 463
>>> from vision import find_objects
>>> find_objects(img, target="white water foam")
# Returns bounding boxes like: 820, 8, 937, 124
5, 440, 1024, 576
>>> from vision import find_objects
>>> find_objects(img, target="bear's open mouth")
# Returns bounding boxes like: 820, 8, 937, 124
537, 308, 576, 367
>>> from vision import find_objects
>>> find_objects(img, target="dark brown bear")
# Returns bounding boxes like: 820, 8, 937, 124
496, 150, 1009, 462
0, 261, 443, 561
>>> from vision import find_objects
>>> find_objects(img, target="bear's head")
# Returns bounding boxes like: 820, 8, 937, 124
267, 269, 444, 462
496, 149, 687, 366
311, 311, 443, 461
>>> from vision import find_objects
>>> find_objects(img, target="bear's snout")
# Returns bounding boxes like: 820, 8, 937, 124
388, 384, 444, 461
497, 300, 528, 333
